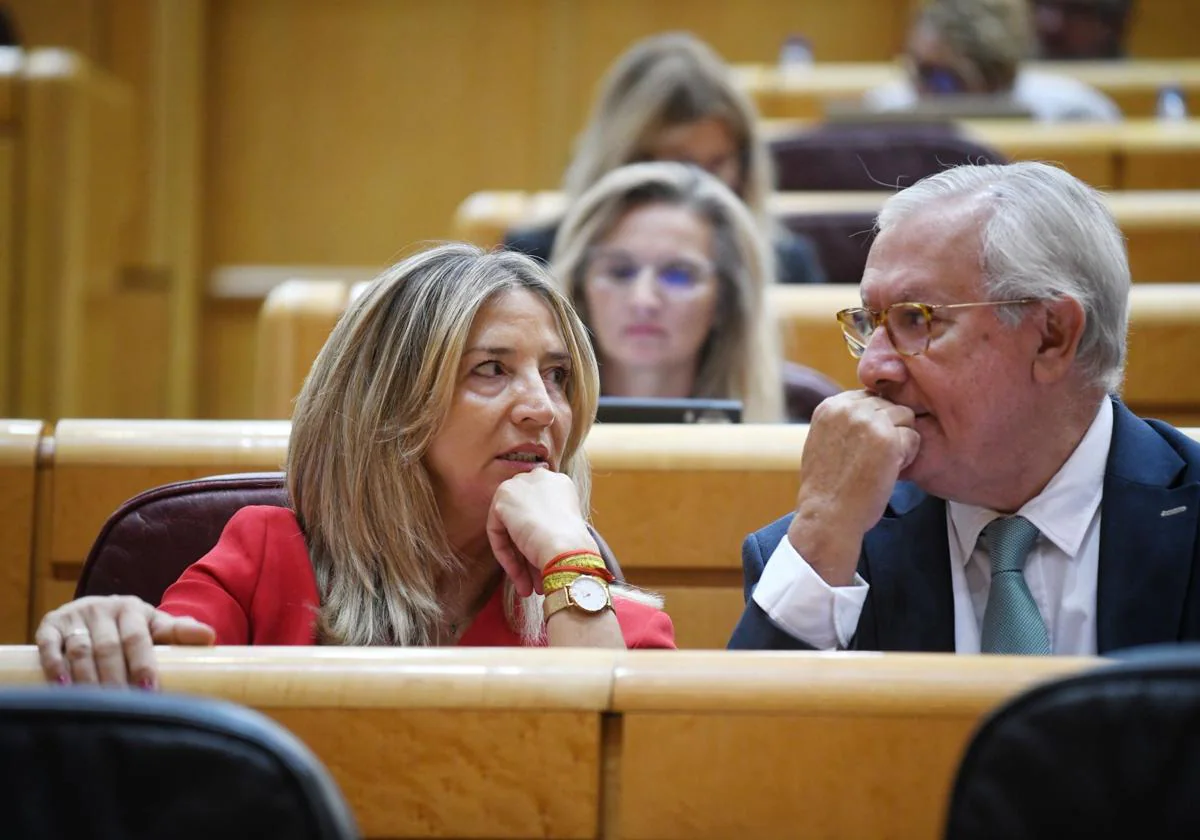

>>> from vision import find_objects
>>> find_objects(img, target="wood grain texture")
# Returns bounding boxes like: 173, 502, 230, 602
0, 647, 1099, 839
613, 652, 1096, 838
0, 422, 43, 642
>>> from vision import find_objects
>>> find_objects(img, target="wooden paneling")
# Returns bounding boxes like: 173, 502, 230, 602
17, 49, 146, 419
0, 421, 43, 643
612, 652, 1095, 840
0, 138, 14, 414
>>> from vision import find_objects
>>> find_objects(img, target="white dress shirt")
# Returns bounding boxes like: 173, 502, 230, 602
753, 400, 1113, 654
863, 71, 1122, 123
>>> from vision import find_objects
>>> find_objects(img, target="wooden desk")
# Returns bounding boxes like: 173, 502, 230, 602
0, 646, 1098, 839
455, 189, 1200, 283
0, 646, 615, 839
612, 651, 1096, 839
737, 60, 1200, 121
0, 421, 44, 642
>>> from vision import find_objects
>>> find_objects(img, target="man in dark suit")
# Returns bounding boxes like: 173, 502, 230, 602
729, 160, 1200, 655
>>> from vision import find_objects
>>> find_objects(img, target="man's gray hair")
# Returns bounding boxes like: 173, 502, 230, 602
876, 161, 1130, 393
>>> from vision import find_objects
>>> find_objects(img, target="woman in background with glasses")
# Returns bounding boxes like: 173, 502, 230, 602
551, 162, 839, 423
864, 0, 1121, 122
505, 31, 825, 286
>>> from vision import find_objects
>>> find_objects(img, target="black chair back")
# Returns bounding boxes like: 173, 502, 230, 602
945, 648, 1200, 839
0, 687, 358, 839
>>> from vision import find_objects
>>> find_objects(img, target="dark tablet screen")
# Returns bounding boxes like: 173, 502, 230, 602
595, 397, 742, 424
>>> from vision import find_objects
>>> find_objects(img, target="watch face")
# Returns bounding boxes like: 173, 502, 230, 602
569, 576, 609, 612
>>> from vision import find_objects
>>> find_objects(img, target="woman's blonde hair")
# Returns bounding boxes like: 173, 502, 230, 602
917, 0, 1032, 91
551, 162, 784, 423
563, 32, 774, 233
287, 243, 600, 646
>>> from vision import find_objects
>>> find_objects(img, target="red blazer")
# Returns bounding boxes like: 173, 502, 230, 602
160, 505, 676, 648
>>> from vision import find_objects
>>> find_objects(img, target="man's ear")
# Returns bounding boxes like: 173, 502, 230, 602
1032, 296, 1086, 384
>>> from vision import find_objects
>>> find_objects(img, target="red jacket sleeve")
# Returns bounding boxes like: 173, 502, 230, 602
613, 596, 677, 649
158, 506, 275, 644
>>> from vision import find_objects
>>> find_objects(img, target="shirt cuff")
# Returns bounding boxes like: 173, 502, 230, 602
751, 533, 869, 649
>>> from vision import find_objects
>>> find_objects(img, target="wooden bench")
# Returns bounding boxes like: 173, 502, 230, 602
0, 421, 45, 643
735, 60, 1200, 121
0, 645, 1097, 839
454, 189, 1200, 285
761, 118, 1200, 191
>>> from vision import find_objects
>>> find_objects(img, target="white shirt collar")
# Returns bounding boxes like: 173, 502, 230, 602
949, 398, 1114, 564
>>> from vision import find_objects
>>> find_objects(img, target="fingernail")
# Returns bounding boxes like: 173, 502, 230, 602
138, 678, 156, 692
56, 674, 70, 685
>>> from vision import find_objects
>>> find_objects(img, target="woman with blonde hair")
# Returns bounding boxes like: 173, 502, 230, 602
552, 162, 839, 424
865, 0, 1120, 121
37, 244, 674, 686
505, 31, 825, 285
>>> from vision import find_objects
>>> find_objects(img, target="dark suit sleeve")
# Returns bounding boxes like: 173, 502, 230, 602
501, 223, 556, 264
773, 231, 827, 285
727, 524, 819, 650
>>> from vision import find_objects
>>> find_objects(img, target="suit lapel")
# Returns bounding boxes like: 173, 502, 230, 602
860, 484, 956, 652
1097, 402, 1200, 653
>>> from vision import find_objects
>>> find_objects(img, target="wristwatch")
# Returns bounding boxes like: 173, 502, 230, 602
543, 575, 613, 621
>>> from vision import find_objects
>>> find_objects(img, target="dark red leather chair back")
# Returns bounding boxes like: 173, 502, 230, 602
76, 473, 290, 604
783, 361, 842, 423
0, 687, 358, 839
76, 472, 624, 605
778, 210, 877, 285
769, 122, 1007, 192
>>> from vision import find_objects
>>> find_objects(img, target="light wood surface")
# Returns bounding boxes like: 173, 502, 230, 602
0, 421, 44, 643
613, 651, 1095, 838
739, 59, 1200, 120
0, 646, 1099, 839
253, 279, 348, 419
454, 189, 1200, 285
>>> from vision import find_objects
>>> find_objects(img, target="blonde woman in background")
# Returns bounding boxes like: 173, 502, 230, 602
552, 162, 840, 423
865, 0, 1121, 121
37, 244, 675, 687
506, 31, 826, 286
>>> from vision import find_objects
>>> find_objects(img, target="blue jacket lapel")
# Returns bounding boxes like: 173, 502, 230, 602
859, 483, 956, 652
1097, 401, 1200, 653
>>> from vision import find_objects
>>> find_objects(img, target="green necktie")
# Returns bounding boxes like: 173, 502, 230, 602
979, 516, 1051, 655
